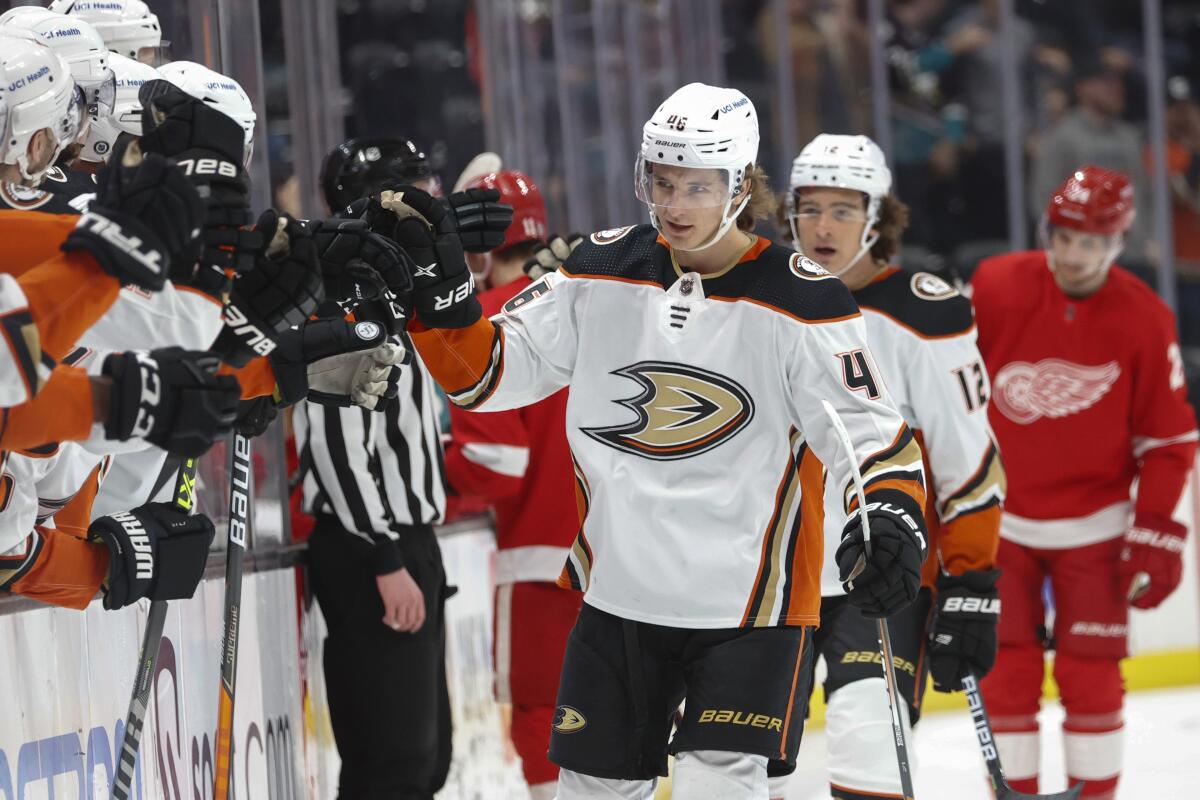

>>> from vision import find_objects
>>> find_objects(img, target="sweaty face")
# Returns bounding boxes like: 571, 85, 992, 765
644, 164, 731, 250
1046, 226, 1119, 296
793, 187, 870, 274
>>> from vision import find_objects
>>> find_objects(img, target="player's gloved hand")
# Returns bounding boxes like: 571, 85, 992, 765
211, 210, 325, 367
1119, 513, 1188, 609
307, 217, 414, 304
446, 187, 514, 252
233, 395, 278, 438
103, 348, 240, 457
928, 568, 1001, 692
89, 502, 216, 610
523, 233, 584, 280
371, 185, 481, 329
138, 79, 260, 281
269, 317, 403, 409
836, 496, 927, 618
62, 143, 204, 290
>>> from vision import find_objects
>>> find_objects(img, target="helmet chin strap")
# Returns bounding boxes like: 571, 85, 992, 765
652, 192, 752, 254
786, 211, 879, 277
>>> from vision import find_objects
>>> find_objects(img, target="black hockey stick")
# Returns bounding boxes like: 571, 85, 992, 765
822, 401, 917, 800
214, 432, 252, 800
110, 456, 200, 800
963, 670, 1083, 799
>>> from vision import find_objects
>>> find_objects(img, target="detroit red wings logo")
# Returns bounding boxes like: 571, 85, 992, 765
992, 358, 1121, 424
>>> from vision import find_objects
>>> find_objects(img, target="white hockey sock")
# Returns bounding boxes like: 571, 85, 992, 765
671, 750, 769, 800
555, 769, 656, 800
530, 781, 558, 800
993, 729, 1040, 783
767, 772, 791, 800
825, 678, 914, 796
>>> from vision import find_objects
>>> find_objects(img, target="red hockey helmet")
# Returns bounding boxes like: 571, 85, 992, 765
466, 170, 548, 252
1045, 166, 1135, 236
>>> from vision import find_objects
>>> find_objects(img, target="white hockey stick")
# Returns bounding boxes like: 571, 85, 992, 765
821, 400, 917, 800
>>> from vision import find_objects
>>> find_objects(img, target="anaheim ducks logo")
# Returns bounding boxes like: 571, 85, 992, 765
0, 180, 51, 210
910, 272, 959, 300
582, 361, 755, 460
789, 253, 833, 281
992, 358, 1121, 425
590, 225, 636, 245
554, 705, 588, 733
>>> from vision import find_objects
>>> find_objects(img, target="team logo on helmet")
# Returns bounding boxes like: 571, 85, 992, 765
582, 361, 755, 461
789, 253, 833, 281
590, 225, 636, 245
553, 706, 587, 734
910, 272, 959, 301
992, 358, 1120, 425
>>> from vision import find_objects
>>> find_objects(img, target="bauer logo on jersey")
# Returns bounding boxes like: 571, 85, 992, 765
910, 272, 959, 300
788, 253, 833, 281
992, 358, 1121, 425
590, 225, 636, 245
553, 705, 587, 733
582, 361, 755, 460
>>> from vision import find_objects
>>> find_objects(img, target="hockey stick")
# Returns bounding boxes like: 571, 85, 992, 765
110, 456, 200, 800
963, 670, 1083, 799
821, 401, 917, 800
213, 433, 253, 800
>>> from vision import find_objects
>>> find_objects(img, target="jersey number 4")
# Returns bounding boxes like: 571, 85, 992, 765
839, 350, 881, 400
952, 361, 989, 412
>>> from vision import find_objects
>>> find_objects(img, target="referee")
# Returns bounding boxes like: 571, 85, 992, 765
294, 137, 452, 800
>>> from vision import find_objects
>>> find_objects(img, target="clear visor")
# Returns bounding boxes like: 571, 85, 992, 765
634, 155, 735, 210
83, 70, 117, 121
136, 41, 172, 68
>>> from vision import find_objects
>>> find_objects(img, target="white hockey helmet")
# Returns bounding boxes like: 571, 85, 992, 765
0, 7, 114, 125
0, 32, 83, 183
158, 60, 256, 165
635, 82, 760, 252
787, 134, 892, 274
79, 53, 159, 163
47, 0, 165, 63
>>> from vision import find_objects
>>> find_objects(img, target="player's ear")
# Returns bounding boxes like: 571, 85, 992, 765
28, 128, 56, 171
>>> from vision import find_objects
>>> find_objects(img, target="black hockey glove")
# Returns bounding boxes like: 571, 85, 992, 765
138, 80, 260, 279
103, 348, 241, 457
269, 318, 403, 409
89, 502, 216, 610
446, 187, 514, 253
307, 217, 414, 304
211, 210, 325, 367
835, 494, 928, 618
524, 233, 584, 280
929, 569, 1001, 692
62, 145, 204, 290
370, 186, 481, 328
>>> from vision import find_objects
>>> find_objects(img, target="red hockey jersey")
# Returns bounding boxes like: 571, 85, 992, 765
971, 251, 1198, 548
444, 275, 580, 584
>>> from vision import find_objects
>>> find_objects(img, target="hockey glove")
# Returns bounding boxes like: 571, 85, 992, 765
446, 187, 514, 252
374, 186, 481, 328
269, 318, 403, 409
308, 217, 414, 304
1119, 513, 1188, 609
524, 233, 584, 280
928, 568, 1001, 692
138, 80, 260, 278
835, 494, 927, 618
62, 144, 204, 290
89, 502, 216, 610
211, 210, 325, 367
234, 396, 279, 438
103, 348, 241, 457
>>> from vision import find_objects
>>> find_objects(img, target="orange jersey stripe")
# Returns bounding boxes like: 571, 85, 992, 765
8, 526, 107, 609
0, 365, 93, 450
19, 251, 121, 362
0, 210, 78, 276
410, 316, 501, 396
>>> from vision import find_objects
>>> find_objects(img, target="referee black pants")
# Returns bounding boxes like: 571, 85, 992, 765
307, 514, 452, 800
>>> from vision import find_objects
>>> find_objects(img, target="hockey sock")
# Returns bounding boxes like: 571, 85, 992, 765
1057, 653, 1123, 799
671, 750, 768, 800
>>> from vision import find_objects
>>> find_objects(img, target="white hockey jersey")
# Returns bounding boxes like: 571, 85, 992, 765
413, 225, 927, 629
819, 268, 1005, 595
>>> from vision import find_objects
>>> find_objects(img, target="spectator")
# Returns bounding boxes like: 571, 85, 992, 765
1031, 56, 1153, 273
1161, 76, 1200, 343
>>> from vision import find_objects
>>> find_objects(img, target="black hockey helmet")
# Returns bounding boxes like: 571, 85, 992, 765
320, 136, 438, 210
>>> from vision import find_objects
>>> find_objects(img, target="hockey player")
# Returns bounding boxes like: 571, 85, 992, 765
443, 169, 581, 800
973, 166, 1198, 799
781, 134, 1004, 800
385, 82, 929, 799
322, 136, 445, 210
49, 0, 166, 64
76, 53, 160, 170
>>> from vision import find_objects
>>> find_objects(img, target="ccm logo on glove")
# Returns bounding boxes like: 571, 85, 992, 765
75, 211, 163, 278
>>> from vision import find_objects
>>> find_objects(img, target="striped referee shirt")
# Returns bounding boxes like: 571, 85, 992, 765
294, 342, 447, 573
